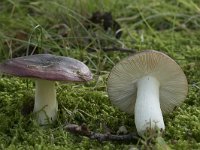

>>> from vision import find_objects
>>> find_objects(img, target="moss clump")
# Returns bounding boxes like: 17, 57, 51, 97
0, 0, 200, 149
0, 77, 136, 149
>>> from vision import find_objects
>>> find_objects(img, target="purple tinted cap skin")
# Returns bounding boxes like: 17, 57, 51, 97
0, 54, 92, 82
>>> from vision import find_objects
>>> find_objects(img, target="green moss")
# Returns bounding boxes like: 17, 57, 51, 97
0, 0, 200, 149
0, 77, 135, 149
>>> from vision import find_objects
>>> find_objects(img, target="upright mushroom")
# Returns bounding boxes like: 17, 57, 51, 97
107, 50, 188, 136
0, 54, 92, 125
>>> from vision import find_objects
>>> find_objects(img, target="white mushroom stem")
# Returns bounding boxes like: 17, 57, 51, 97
33, 79, 58, 125
135, 76, 165, 136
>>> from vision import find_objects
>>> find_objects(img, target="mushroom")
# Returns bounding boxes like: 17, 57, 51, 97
107, 50, 188, 136
0, 54, 92, 125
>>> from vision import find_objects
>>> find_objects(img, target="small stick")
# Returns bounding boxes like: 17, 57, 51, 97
64, 123, 139, 142
87, 46, 136, 53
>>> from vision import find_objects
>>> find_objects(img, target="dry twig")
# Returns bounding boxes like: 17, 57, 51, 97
87, 46, 136, 53
64, 123, 139, 142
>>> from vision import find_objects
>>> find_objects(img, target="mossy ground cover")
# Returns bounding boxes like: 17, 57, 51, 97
0, 0, 200, 149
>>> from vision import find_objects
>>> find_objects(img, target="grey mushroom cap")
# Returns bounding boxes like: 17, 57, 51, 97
107, 50, 188, 114
0, 54, 92, 82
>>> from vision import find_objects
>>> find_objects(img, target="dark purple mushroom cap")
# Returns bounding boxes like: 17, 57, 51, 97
0, 54, 92, 82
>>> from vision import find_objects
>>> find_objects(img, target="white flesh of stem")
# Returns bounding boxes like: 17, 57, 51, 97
135, 76, 165, 136
34, 79, 58, 125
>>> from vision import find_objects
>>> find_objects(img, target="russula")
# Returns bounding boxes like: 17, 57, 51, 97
107, 50, 188, 136
0, 54, 92, 125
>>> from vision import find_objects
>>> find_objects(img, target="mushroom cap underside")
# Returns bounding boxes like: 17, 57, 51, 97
107, 50, 188, 114
0, 54, 92, 82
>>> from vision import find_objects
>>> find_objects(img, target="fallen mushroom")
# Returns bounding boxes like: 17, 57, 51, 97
107, 50, 188, 136
0, 54, 92, 125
